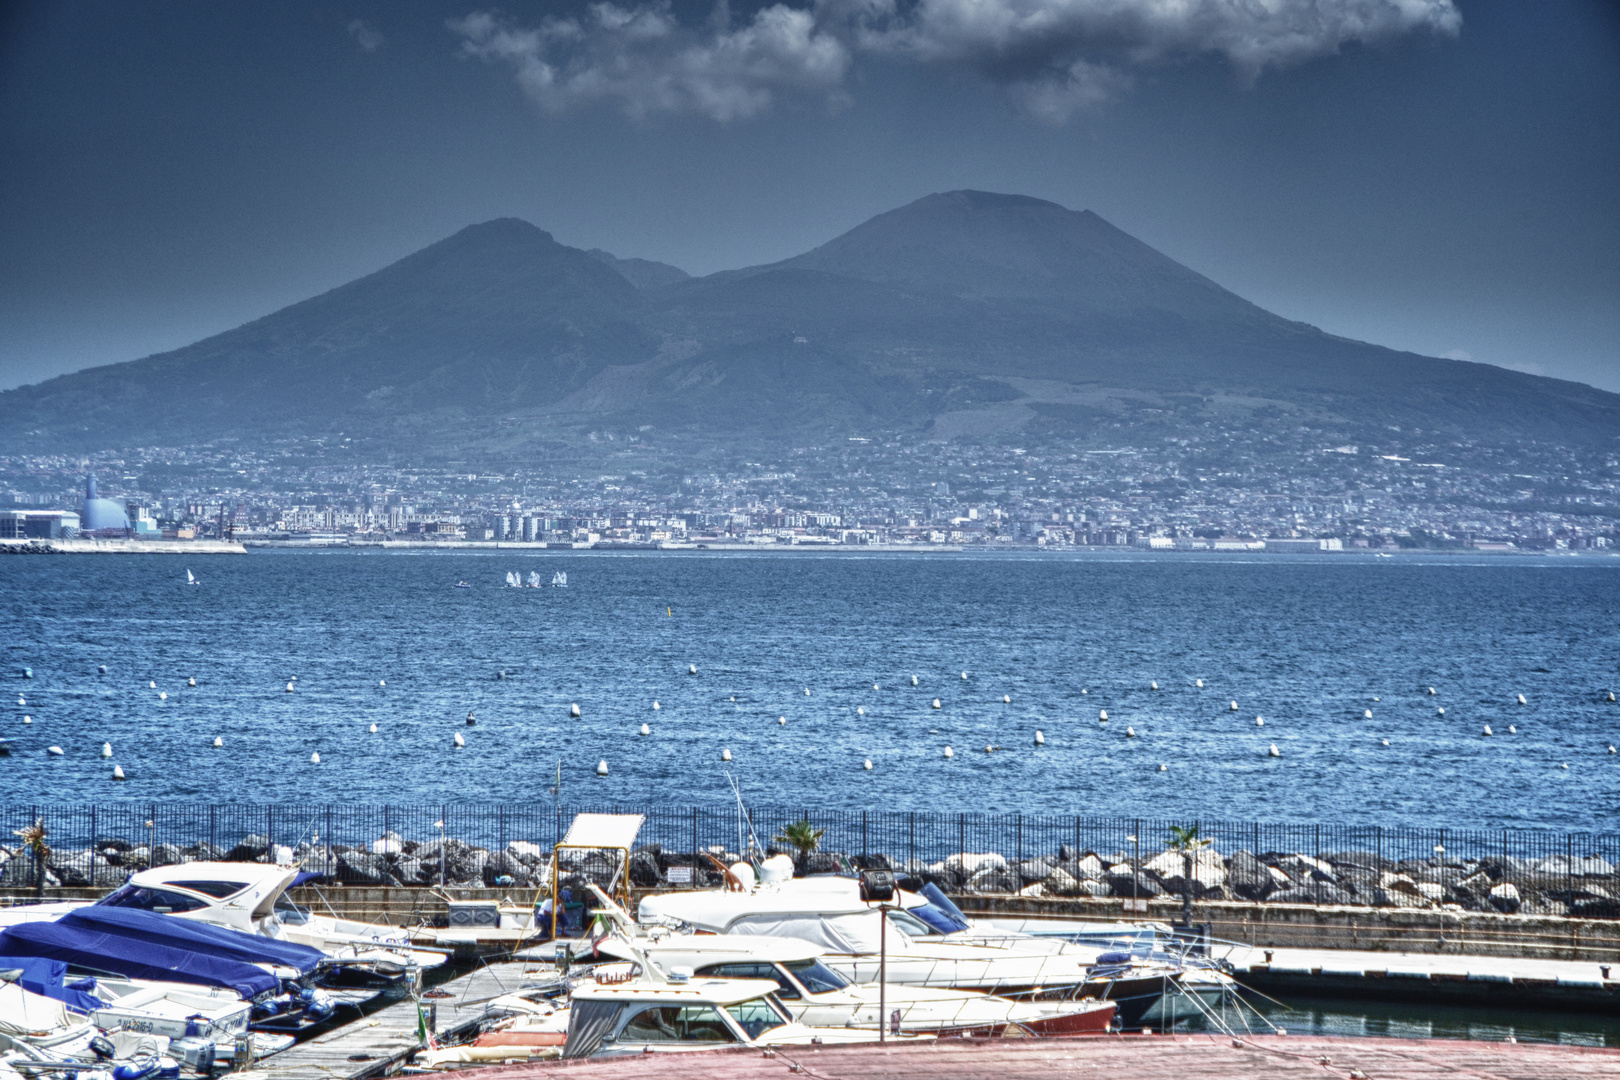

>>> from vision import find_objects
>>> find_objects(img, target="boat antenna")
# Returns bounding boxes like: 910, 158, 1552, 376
724, 769, 762, 866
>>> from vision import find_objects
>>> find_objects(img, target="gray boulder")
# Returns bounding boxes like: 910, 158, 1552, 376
963, 867, 1021, 894
1488, 882, 1521, 914
226, 834, 270, 862
1225, 850, 1274, 902
336, 850, 394, 886
1105, 868, 1162, 898
49, 850, 95, 887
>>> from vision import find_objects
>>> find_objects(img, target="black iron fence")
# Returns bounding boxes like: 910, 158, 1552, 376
2, 804, 1617, 918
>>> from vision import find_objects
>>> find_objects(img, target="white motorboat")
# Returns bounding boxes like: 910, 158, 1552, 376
100, 862, 444, 979
567, 884, 1114, 1035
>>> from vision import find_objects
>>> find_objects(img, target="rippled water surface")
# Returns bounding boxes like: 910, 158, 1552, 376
3, 550, 1618, 826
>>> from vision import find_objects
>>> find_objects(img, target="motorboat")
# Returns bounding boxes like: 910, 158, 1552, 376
564, 884, 1113, 1036
638, 858, 1226, 1026
0, 913, 338, 1033
0, 978, 181, 1072
557, 966, 927, 1059
100, 862, 445, 981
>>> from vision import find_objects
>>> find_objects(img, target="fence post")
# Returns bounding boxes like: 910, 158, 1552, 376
209, 806, 216, 857
267, 807, 274, 860
325, 806, 333, 877
861, 811, 868, 864
1314, 824, 1321, 906
1376, 825, 1382, 870
89, 807, 97, 886
909, 812, 915, 868
1567, 832, 1574, 909
440, 804, 448, 887
1016, 814, 1023, 864
691, 807, 698, 885
958, 813, 964, 858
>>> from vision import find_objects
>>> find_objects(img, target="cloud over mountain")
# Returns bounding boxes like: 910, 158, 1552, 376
452, 0, 1461, 121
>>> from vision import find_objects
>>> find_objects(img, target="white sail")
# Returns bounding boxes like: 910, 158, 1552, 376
528, 571, 541, 587
186, 569, 196, 584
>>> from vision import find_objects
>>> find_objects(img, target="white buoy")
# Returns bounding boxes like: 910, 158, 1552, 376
15, 696, 24, 706
1125, 726, 1136, 737
802, 688, 809, 696
730, 696, 736, 703
721, 748, 732, 762
1607, 691, 1617, 703
1150, 681, 1159, 691
453, 732, 465, 747
368, 723, 378, 734
1099, 709, 1108, 722
1268, 744, 1280, 757
22, 715, 31, 725
639, 723, 650, 736
1428, 687, 1436, 695
148, 681, 156, 689
1438, 707, 1446, 715
778, 716, 786, 725
213, 736, 223, 747
187, 677, 196, 687
1034, 730, 1045, 745
1517, 694, 1527, 705
1508, 725, 1517, 734
943, 745, 953, 758
961, 671, 969, 680
1381, 738, 1390, 746
46, 746, 62, 756
101, 742, 112, 758
379, 680, 386, 687
1373, 697, 1380, 702
1483, 725, 1493, 736
1364, 709, 1373, 719
158, 691, 167, 701
911, 675, 919, 686
931, 698, 942, 709
1002, 694, 1011, 704
310, 752, 321, 763
1081, 688, 1088, 694
1256, 717, 1265, 727
570, 703, 581, 717
1608, 745, 1616, 754
1230, 701, 1239, 712
1158, 763, 1168, 772
863, 758, 873, 770
291, 675, 298, 681
596, 759, 609, 776
1561, 762, 1569, 769
873, 683, 880, 691
688, 664, 697, 675
857, 706, 865, 716
984, 744, 993, 754
1195, 679, 1204, 688
112, 764, 125, 780
652, 701, 661, 710
285, 682, 295, 692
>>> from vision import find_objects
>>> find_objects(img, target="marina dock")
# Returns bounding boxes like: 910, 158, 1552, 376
237, 962, 540, 1080
1217, 944, 1620, 1009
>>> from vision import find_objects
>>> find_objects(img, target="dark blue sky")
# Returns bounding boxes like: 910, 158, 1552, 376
2, 0, 1616, 391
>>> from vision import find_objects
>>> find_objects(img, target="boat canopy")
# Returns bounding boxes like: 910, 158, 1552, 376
561, 814, 644, 849
61, 907, 325, 974
0, 919, 281, 1000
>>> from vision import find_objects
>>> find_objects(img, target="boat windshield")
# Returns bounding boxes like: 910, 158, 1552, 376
723, 996, 791, 1040
98, 885, 209, 914
618, 1004, 737, 1044
782, 958, 849, 993
272, 895, 311, 925
886, 910, 935, 936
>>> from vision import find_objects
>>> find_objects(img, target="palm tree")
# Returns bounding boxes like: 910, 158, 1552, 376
774, 819, 825, 866
1164, 824, 1212, 927
14, 818, 50, 899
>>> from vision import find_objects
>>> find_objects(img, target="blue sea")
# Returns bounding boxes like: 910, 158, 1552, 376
3, 550, 1618, 829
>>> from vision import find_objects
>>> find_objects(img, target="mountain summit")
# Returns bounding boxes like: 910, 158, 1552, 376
3, 192, 1617, 453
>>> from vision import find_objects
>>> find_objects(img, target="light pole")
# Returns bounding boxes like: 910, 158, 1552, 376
859, 869, 898, 1044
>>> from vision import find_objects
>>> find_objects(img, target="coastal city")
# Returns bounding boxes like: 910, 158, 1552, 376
3, 425, 1616, 551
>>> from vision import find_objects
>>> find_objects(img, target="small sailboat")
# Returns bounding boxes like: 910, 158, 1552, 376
505, 571, 522, 588
552, 571, 567, 587
185, 569, 197, 585
527, 571, 542, 588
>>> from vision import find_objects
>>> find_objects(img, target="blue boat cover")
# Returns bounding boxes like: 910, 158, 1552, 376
0, 920, 280, 1000
63, 907, 325, 974
0, 956, 103, 1013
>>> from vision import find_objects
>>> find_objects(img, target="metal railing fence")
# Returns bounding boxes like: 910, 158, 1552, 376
1, 804, 1616, 915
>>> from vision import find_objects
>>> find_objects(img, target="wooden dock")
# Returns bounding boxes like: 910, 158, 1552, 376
236, 962, 549, 1080
464, 1033, 1620, 1079
1216, 944, 1620, 1010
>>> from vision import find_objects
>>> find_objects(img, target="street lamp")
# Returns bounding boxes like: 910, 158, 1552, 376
859, 869, 898, 1043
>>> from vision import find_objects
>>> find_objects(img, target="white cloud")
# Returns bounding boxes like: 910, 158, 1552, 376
348, 18, 384, 53
451, 3, 851, 121
451, 0, 1460, 121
